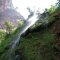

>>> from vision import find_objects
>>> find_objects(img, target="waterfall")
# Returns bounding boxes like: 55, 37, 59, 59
7, 12, 39, 60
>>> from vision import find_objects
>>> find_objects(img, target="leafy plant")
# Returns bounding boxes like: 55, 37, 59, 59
49, 5, 55, 14
5, 21, 14, 34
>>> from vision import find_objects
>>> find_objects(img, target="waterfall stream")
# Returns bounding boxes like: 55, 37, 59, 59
0, 11, 49, 60
8, 13, 39, 60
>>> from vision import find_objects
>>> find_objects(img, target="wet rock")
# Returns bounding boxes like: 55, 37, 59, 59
15, 55, 20, 60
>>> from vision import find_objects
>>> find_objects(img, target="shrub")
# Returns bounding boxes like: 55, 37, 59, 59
5, 21, 14, 34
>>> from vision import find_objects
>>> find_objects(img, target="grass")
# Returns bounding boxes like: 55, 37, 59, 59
0, 31, 12, 53
0, 26, 23, 60
0, 27, 56, 60
18, 30, 55, 60
0, 28, 19, 53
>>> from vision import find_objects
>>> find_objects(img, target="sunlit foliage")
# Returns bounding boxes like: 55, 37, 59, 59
5, 21, 14, 34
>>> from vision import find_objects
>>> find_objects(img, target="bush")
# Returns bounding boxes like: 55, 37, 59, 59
5, 21, 14, 34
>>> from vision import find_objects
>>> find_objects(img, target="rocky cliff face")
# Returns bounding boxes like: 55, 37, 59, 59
0, 0, 13, 12
0, 0, 25, 29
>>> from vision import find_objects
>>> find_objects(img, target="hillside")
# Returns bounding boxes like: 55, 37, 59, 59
15, 13, 60, 60
0, 0, 60, 60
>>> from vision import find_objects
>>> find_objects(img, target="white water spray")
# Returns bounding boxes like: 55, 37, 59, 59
8, 12, 39, 60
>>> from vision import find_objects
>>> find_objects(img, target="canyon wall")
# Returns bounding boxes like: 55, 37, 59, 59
0, 0, 24, 29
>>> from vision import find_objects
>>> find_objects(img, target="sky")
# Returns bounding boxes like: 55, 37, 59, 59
12, 0, 57, 19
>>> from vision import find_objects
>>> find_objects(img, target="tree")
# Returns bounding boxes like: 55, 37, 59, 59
49, 5, 55, 14
5, 21, 14, 34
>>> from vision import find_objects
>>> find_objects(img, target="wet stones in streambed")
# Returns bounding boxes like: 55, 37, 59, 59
15, 50, 22, 60
15, 55, 20, 60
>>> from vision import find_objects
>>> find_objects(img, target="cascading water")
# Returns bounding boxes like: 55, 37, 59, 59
7, 12, 39, 60
0, 10, 49, 60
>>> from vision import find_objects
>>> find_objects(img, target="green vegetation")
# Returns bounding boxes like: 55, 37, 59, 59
0, 1, 60, 60
16, 2, 60, 60
0, 30, 12, 54
19, 31, 55, 60
5, 21, 14, 34
0, 21, 23, 56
